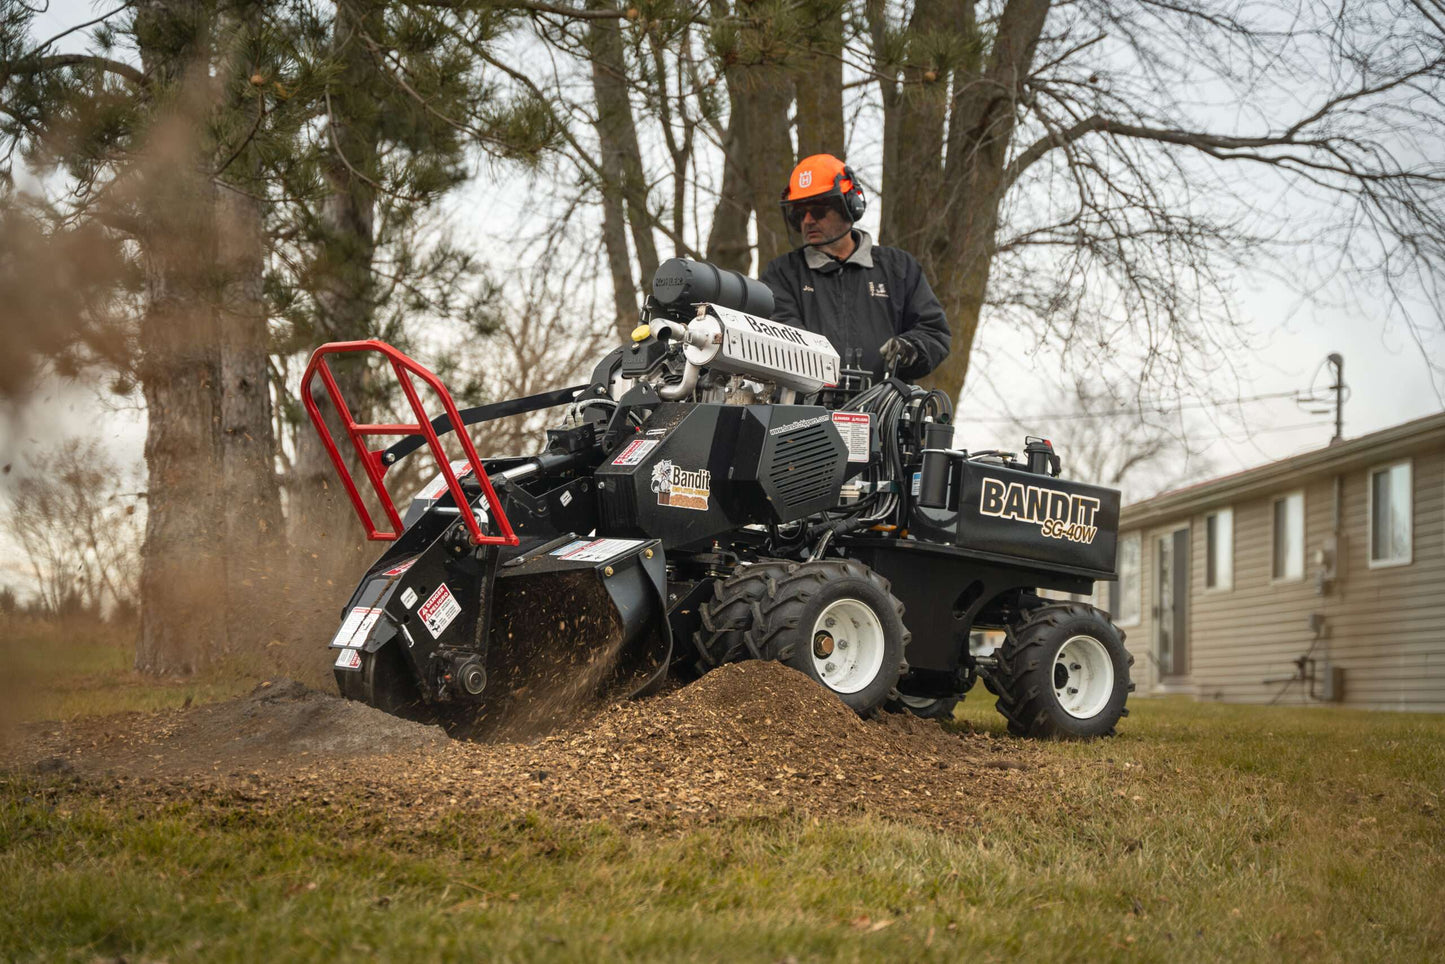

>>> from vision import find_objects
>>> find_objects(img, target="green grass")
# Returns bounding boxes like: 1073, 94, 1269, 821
2, 630, 1443, 962
0, 618, 285, 722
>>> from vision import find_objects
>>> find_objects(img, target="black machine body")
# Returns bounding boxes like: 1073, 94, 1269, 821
310, 258, 1131, 740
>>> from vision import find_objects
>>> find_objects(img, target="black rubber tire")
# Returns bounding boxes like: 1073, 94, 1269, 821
742, 559, 909, 716
885, 694, 960, 720
691, 560, 797, 675
992, 602, 1134, 739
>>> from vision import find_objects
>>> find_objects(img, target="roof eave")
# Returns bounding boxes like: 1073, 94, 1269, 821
1119, 411, 1445, 530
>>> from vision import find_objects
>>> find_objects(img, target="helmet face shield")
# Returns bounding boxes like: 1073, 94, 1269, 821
781, 195, 848, 231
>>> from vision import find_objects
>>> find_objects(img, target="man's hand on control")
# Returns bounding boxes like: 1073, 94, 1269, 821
880, 336, 918, 374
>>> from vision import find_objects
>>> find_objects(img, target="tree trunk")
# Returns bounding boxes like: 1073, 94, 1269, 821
734, 62, 796, 269
587, 7, 645, 338
705, 79, 753, 272
792, 0, 845, 157
922, 0, 1048, 398
877, 0, 967, 256
216, 182, 284, 651
288, 0, 384, 596
587, 1, 658, 308
874, 0, 1048, 402
918, 226, 990, 397
865, 0, 902, 241
136, 283, 226, 674
133, 0, 228, 674
598, 161, 637, 337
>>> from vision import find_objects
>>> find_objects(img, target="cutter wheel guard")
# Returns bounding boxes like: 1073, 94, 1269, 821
307, 258, 1134, 739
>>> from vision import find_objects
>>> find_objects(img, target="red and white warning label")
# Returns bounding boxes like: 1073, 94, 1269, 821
611, 439, 659, 466
334, 648, 363, 671
418, 582, 462, 638
831, 412, 871, 462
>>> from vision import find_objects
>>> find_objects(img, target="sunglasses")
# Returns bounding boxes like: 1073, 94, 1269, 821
784, 201, 843, 230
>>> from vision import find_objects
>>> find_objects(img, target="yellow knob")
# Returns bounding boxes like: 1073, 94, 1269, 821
631, 324, 651, 342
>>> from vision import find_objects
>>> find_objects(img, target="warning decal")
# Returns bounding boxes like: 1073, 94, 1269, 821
419, 583, 462, 638
831, 412, 871, 462
334, 648, 363, 671
381, 558, 416, 577
330, 607, 383, 649
549, 538, 646, 564
416, 461, 475, 501
612, 439, 659, 466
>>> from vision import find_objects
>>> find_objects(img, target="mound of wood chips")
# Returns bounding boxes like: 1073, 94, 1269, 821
10, 662, 1048, 831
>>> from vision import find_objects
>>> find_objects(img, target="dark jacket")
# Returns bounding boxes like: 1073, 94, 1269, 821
759, 230, 951, 381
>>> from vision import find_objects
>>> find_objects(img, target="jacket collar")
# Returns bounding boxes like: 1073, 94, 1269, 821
803, 229, 874, 271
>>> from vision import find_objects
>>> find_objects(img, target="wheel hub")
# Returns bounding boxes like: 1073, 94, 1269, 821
809, 599, 886, 695
1053, 634, 1114, 719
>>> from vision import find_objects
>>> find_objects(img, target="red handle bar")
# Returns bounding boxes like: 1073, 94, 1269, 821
300, 340, 518, 546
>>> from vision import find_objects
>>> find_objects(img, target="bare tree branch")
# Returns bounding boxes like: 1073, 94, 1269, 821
9, 52, 147, 88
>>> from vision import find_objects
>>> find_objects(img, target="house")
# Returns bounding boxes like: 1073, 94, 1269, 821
1103, 411, 1445, 711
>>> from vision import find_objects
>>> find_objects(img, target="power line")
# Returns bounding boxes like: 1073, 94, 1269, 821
970, 389, 1306, 423
1186, 420, 1329, 444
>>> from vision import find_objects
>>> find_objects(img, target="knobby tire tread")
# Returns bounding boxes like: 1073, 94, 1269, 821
992, 601, 1134, 739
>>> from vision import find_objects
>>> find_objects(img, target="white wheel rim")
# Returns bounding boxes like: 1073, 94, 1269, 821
810, 599, 886, 695
1054, 634, 1115, 719
899, 694, 937, 709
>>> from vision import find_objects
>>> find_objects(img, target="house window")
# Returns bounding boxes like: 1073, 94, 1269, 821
1368, 461, 1412, 567
1271, 492, 1305, 581
1111, 532, 1141, 626
1205, 508, 1233, 590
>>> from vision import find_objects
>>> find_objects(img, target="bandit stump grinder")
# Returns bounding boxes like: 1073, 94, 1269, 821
303, 259, 1133, 739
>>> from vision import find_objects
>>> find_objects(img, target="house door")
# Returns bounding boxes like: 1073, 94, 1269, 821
1155, 528, 1190, 677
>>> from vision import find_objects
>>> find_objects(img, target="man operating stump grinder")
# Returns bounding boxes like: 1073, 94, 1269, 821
761, 153, 952, 381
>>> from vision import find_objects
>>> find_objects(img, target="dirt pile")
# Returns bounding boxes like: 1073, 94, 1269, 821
16, 679, 448, 779
9, 663, 1048, 831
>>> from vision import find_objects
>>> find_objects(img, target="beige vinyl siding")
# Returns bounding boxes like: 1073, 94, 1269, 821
1185, 477, 1330, 704
1118, 529, 1158, 694
1120, 438, 1445, 711
1324, 446, 1444, 711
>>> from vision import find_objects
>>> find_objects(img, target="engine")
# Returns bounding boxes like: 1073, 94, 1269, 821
622, 258, 840, 403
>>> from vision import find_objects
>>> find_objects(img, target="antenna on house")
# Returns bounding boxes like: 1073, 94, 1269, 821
1297, 353, 1348, 446
1326, 353, 1345, 445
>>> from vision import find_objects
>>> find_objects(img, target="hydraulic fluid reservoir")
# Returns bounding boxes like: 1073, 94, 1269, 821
918, 421, 960, 510
1024, 436, 1062, 476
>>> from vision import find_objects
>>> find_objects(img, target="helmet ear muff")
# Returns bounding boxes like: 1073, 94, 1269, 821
840, 164, 866, 222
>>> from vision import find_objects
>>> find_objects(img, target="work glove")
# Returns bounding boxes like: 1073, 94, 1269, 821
879, 335, 919, 374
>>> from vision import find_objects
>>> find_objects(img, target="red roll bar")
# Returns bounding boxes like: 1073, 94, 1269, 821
300, 340, 518, 546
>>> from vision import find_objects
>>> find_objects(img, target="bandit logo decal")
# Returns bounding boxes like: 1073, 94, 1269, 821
743, 316, 809, 345
651, 459, 711, 511
979, 478, 1102, 545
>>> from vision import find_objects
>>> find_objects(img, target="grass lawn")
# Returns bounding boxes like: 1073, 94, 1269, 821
2, 631, 1443, 962
0, 618, 299, 723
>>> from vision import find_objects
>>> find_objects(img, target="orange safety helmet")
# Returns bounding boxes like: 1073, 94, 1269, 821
779, 153, 867, 224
